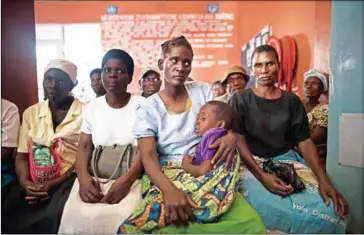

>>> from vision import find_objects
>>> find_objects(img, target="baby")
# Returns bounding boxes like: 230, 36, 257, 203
182, 100, 238, 177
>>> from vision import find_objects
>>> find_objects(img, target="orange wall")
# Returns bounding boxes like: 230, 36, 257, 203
35, 1, 242, 92
314, 1, 332, 102
238, 1, 331, 97
35, 1, 239, 23
314, 1, 332, 74
34, 1, 331, 97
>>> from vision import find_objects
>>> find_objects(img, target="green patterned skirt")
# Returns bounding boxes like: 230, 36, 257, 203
117, 155, 243, 234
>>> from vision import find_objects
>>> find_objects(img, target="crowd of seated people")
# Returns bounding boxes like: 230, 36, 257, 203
1, 35, 349, 234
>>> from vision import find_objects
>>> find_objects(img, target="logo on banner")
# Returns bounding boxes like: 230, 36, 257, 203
207, 4, 219, 13
106, 6, 118, 15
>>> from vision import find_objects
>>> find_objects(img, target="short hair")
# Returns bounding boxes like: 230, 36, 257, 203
90, 68, 102, 78
251, 44, 280, 65
206, 100, 238, 131
101, 49, 134, 82
160, 35, 194, 58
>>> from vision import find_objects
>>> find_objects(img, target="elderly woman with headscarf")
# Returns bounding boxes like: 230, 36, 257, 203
2, 59, 84, 233
303, 69, 329, 167
58, 49, 146, 234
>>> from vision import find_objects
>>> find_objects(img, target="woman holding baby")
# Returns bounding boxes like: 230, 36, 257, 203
117, 36, 267, 234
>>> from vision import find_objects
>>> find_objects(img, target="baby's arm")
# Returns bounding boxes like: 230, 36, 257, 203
182, 155, 213, 177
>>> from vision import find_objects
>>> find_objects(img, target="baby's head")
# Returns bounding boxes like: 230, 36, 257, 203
195, 101, 237, 136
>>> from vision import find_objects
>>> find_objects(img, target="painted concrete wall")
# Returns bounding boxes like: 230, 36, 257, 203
327, 1, 364, 233
34, 1, 332, 97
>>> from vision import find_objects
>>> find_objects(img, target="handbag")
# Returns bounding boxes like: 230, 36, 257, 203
89, 144, 137, 184
262, 159, 306, 193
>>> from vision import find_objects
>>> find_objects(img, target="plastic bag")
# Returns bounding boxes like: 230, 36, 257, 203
32, 144, 55, 167
262, 159, 305, 193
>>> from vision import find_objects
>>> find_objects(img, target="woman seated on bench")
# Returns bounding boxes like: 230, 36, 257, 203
118, 35, 266, 234
58, 49, 146, 234
302, 68, 329, 168
2, 59, 83, 233
229, 45, 349, 234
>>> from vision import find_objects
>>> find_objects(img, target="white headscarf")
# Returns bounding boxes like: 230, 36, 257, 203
44, 59, 78, 85
304, 69, 328, 91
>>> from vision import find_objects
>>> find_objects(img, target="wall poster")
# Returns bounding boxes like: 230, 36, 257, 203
100, 12, 238, 90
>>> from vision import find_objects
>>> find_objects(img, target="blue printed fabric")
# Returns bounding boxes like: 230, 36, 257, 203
237, 150, 349, 234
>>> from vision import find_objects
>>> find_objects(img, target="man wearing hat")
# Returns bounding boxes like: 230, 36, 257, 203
134, 67, 162, 98
214, 65, 250, 103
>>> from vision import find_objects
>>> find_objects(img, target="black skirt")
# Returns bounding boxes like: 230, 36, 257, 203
1, 174, 76, 234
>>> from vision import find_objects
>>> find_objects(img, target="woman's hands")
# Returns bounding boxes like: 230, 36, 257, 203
100, 175, 132, 204
162, 186, 199, 227
78, 174, 103, 203
78, 174, 135, 205
318, 179, 349, 218
260, 173, 294, 196
209, 131, 237, 169
20, 179, 50, 204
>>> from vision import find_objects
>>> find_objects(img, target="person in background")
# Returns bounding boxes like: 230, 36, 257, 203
214, 65, 249, 103
90, 68, 106, 97
212, 80, 227, 98
136, 67, 162, 98
2, 59, 83, 234
229, 45, 348, 233
303, 69, 329, 168
1, 99, 20, 200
